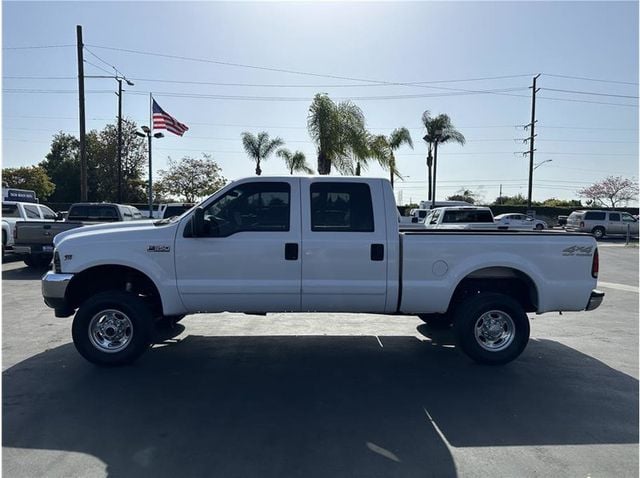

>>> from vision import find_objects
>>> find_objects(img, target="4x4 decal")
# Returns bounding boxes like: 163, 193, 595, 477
562, 245, 593, 257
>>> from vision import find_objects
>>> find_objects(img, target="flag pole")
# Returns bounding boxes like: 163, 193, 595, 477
148, 92, 153, 218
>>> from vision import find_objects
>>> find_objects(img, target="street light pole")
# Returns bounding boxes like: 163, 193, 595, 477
136, 126, 163, 218
117, 78, 123, 204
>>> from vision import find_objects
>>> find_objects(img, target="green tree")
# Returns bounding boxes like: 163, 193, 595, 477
369, 128, 413, 187
2, 165, 55, 200
155, 154, 226, 202
307, 93, 368, 175
447, 188, 479, 204
276, 149, 314, 175
241, 131, 284, 175
39, 120, 148, 203
39, 132, 81, 202
421, 111, 465, 200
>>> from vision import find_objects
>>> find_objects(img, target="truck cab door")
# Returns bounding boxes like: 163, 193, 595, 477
300, 179, 388, 313
175, 179, 302, 313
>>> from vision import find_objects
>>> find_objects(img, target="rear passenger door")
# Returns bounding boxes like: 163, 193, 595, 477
608, 212, 622, 234
300, 179, 388, 313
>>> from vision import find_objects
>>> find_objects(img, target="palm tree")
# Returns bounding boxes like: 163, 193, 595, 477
277, 148, 314, 175
421, 111, 465, 203
307, 93, 366, 175
241, 131, 284, 175
369, 128, 413, 188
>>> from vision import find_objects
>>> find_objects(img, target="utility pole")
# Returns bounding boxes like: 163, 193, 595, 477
431, 140, 439, 208
526, 74, 541, 210
117, 78, 123, 203
76, 25, 87, 201
426, 146, 433, 201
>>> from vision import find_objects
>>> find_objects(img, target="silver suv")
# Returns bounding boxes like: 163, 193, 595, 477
566, 210, 638, 239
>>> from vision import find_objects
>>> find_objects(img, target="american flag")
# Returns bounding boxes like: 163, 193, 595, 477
152, 99, 189, 136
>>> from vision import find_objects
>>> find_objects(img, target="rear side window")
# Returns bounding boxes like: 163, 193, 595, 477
310, 182, 374, 232
442, 210, 493, 223
2, 204, 19, 218
585, 212, 606, 221
24, 205, 41, 219
609, 213, 620, 221
68, 205, 119, 221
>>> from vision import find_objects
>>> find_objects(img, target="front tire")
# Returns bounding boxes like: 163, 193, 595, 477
72, 291, 153, 366
535, 223, 544, 230
453, 293, 530, 365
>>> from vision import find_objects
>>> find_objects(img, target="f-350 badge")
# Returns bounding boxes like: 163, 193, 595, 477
147, 245, 171, 252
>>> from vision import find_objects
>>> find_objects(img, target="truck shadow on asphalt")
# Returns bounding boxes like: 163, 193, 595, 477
1, 265, 46, 281
3, 335, 638, 478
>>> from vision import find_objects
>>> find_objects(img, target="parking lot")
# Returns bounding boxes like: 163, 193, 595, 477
2, 243, 638, 478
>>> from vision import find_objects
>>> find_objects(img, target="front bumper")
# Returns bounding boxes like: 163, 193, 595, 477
586, 289, 605, 311
42, 271, 75, 316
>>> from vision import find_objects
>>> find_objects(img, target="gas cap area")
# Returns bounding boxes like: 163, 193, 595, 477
432, 260, 449, 277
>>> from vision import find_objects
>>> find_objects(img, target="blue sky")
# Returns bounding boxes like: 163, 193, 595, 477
3, 1, 638, 204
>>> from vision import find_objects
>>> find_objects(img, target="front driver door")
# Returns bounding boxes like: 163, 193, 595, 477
175, 179, 302, 313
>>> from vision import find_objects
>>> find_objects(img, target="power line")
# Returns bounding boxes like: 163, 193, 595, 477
83, 60, 113, 76
85, 44, 534, 100
541, 87, 639, 99
3, 44, 75, 50
537, 94, 638, 108
543, 73, 639, 86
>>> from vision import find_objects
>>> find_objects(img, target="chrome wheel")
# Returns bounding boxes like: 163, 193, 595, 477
88, 309, 134, 353
474, 310, 515, 352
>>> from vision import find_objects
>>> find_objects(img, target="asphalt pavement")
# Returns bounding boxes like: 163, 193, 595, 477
2, 245, 638, 478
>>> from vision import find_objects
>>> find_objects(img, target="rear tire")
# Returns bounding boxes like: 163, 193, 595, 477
72, 291, 153, 366
592, 227, 605, 240
453, 292, 530, 365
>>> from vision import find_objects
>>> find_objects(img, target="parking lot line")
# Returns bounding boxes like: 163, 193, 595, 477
598, 281, 639, 294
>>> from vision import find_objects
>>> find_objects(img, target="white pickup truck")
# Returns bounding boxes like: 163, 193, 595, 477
41, 176, 603, 366
2, 201, 58, 259
424, 206, 504, 230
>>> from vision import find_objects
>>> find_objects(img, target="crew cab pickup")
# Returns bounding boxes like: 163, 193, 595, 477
14, 203, 144, 267
2, 201, 58, 258
41, 177, 604, 366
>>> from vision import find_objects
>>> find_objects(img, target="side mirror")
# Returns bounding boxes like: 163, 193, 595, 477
55, 212, 64, 221
192, 207, 205, 237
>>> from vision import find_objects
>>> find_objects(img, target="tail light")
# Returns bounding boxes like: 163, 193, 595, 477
580, 221, 585, 228
591, 248, 599, 278
13, 226, 17, 240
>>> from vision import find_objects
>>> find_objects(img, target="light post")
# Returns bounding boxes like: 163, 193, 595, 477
86, 74, 134, 203
527, 159, 552, 214
135, 127, 164, 218
534, 159, 553, 170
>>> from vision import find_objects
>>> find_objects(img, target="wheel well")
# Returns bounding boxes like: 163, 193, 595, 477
449, 267, 538, 313
66, 265, 163, 316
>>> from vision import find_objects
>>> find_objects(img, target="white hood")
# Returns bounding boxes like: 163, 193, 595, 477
53, 220, 156, 247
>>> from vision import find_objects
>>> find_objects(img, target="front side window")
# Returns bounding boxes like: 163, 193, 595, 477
199, 182, 290, 237
24, 205, 41, 219
310, 182, 374, 232
40, 205, 57, 220
622, 213, 637, 222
